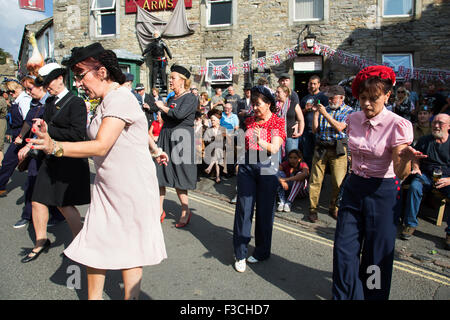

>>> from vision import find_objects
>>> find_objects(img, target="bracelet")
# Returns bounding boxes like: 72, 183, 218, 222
151, 147, 163, 158
50, 139, 57, 155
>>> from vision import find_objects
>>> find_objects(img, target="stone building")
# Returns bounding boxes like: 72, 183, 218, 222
52, 0, 450, 100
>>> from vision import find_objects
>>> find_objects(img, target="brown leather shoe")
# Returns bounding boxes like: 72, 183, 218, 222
400, 226, 416, 240
308, 212, 318, 223
0, 190, 7, 197
329, 208, 338, 220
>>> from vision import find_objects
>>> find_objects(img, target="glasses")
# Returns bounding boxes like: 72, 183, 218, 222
397, 90, 406, 93
74, 68, 96, 82
7, 90, 15, 94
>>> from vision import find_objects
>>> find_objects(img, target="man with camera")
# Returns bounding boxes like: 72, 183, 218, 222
401, 113, 450, 250
308, 85, 353, 223
134, 83, 158, 129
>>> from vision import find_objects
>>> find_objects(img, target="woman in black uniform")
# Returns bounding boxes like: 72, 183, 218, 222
155, 65, 197, 228
21, 63, 91, 263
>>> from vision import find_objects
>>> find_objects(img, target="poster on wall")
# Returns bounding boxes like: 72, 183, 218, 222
19, 0, 45, 12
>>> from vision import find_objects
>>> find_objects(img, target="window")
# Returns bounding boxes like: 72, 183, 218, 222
382, 53, 413, 78
206, 58, 233, 83
91, 0, 116, 36
383, 0, 413, 17
207, 0, 233, 27
294, 0, 324, 21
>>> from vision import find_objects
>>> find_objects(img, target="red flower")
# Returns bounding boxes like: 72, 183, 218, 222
351, 65, 396, 99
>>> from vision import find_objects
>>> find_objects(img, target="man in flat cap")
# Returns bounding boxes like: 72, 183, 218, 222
135, 83, 158, 128
308, 85, 353, 223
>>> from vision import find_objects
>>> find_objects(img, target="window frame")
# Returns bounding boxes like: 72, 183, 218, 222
382, 53, 414, 79
206, 58, 234, 84
293, 0, 325, 22
206, 0, 233, 27
382, 0, 414, 18
90, 0, 118, 38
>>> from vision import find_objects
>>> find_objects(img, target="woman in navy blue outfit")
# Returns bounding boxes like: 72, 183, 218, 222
13, 75, 63, 229
233, 86, 286, 273
0, 79, 31, 197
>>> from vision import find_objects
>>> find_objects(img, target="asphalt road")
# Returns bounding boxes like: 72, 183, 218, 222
0, 162, 449, 301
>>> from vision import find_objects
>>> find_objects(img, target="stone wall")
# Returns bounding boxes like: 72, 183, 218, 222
53, 0, 450, 95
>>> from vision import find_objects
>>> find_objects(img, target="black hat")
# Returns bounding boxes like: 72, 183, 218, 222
251, 85, 276, 107
135, 83, 145, 90
35, 63, 67, 87
278, 73, 291, 80
325, 85, 345, 97
170, 64, 191, 79
243, 83, 252, 90
62, 42, 105, 68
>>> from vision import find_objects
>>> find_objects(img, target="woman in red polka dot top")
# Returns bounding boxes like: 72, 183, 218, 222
233, 85, 286, 273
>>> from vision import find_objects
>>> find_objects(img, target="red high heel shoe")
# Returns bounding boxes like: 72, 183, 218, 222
175, 211, 192, 228
160, 211, 166, 223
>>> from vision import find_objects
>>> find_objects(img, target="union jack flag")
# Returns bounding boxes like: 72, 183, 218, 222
242, 63, 250, 72
257, 58, 266, 69
213, 66, 222, 76
228, 64, 238, 75
272, 54, 281, 65
287, 49, 296, 59
199, 67, 207, 76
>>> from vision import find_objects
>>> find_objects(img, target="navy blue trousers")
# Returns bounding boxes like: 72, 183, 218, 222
233, 161, 279, 261
332, 174, 401, 300
0, 129, 21, 190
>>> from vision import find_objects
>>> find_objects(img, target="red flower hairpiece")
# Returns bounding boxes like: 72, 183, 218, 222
351, 65, 396, 99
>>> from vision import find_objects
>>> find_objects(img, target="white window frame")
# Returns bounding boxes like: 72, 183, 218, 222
382, 53, 413, 79
382, 0, 414, 18
293, 0, 324, 22
90, 0, 118, 38
206, 0, 233, 27
206, 58, 233, 83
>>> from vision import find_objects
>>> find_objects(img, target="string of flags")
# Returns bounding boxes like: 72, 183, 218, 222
192, 41, 450, 84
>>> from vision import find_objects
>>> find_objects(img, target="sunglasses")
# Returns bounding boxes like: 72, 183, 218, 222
7, 90, 15, 94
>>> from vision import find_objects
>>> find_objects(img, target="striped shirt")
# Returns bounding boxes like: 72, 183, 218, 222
316, 103, 353, 142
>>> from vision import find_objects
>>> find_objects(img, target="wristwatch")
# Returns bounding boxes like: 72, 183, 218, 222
51, 140, 64, 157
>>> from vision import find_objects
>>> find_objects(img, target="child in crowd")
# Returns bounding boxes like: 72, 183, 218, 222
277, 149, 309, 212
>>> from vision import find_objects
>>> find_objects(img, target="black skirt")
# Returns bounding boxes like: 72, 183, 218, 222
156, 125, 197, 190
32, 156, 91, 207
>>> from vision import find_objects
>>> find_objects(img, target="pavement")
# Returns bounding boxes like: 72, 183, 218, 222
196, 169, 450, 277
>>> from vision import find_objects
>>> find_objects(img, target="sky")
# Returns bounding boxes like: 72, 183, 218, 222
0, 0, 53, 61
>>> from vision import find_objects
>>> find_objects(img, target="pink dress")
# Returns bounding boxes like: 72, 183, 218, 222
64, 87, 167, 270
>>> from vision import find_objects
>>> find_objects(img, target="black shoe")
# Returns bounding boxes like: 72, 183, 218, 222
21, 239, 51, 263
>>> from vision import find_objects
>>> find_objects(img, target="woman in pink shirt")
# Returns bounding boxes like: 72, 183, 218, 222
332, 66, 426, 300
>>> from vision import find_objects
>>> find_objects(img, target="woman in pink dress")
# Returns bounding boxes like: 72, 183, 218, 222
30, 43, 168, 300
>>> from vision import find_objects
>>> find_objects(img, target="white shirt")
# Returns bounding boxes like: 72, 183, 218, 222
14, 91, 32, 120
54, 88, 69, 105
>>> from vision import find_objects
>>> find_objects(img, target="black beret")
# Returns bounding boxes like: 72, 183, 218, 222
170, 64, 191, 79
251, 85, 276, 107
62, 42, 105, 68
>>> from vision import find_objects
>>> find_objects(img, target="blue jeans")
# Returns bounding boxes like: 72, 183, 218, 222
404, 173, 450, 232
285, 137, 299, 154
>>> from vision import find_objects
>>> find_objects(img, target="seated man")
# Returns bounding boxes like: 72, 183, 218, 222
412, 105, 432, 146
401, 114, 450, 250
